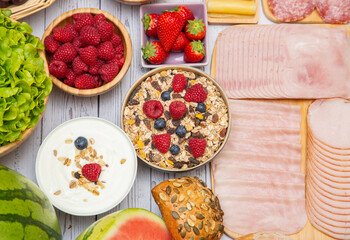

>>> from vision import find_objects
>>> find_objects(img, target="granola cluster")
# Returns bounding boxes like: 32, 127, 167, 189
123, 69, 229, 170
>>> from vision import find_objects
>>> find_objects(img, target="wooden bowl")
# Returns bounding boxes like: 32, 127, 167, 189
0, 49, 50, 157
121, 66, 231, 172
42, 8, 132, 97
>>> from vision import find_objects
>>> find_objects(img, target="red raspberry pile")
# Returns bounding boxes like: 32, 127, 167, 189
44, 13, 125, 89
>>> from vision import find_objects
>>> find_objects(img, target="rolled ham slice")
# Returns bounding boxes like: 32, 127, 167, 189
216, 25, 350, 99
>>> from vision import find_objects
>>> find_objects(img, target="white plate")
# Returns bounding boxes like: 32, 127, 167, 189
35, 117, 137, 216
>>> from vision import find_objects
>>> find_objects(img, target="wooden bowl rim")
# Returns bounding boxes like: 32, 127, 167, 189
121, 65, 231, 172
41, 8, 133, 97
0, 48, 50, 157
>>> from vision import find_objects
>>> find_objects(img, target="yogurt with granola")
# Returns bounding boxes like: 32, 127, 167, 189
123, 68, 229, 170
36, 117, 137, 216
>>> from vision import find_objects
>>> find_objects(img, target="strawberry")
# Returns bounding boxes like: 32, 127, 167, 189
143, 100, 164, 119
72, 56, 88, 75
64, 23, 79, 38
44, 35, 61, 53
188, 138, 206, 158
184, 83, 207, 103
110, 33, 122, 48
79, 46, 98, 66
169, 101, 186, 120
53, 26, 75, 43
80, 26, 101, 46
64, 69, 76, 86
171, 32, 190, 52
97, 41, 115, 60
74, 13, 95, 32
53, 43, 77, 63
82, 163, 101, 182
96, 21, 114, 42
141, 13, 159, 38
157, 11, 184, 52
114, 44, 124, 55
185, 19, 206, 41
89, 59, 104, 75
49, 60, 67, 78
152, 134, 171, 154
98, 63, 119, 83
75, 74, 98, 89
172, 5, 194, 28
94, 13, 106, 24
172, 74, 187, 92
72, 37, 84, 51
184, 40, 205, 63
141, 41, 167, 65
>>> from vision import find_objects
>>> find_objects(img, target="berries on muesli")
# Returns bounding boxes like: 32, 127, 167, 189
154, 118, 166, 130
153, 134, 171, 153
169, 101, 187, 120
189, 138, 207, 158
143, 100, 164, 119
196, 102, 207, 113
175, 125, 187, 138
184, 83, 207, 103
172, 73, 187, 92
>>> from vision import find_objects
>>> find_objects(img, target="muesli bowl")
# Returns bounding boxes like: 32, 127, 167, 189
121, 66, 231, 172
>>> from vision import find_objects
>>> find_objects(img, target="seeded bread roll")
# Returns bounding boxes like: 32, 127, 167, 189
152, 176, 224, 240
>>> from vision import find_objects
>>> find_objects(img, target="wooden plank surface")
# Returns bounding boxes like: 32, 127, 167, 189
210, 24, 350, 240
206, 0, 259, 24
0, 0, 227, 239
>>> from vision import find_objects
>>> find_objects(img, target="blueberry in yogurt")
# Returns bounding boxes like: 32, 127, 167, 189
74, 136, 88, 150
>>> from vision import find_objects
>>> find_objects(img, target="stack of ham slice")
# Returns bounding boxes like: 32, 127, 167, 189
215, 24, 350, 99
306, 98, 350, 240
212, 100, 307, 235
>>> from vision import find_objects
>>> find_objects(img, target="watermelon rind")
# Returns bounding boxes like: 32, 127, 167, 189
76, 208, 169, 240
0, 165, 62, 240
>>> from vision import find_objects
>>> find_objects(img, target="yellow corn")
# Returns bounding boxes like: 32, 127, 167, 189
139, 150, 146, 159
125, 119, 135, 124
137, 140, 144, 149
166, 159, 174, 165
196, 113, 204, 120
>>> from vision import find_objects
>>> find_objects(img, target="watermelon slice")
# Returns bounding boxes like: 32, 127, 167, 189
76, 208, 173, 240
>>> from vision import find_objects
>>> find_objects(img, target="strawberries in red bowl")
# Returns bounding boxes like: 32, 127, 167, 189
140, 3, 208, 68
42, 8, 132, 96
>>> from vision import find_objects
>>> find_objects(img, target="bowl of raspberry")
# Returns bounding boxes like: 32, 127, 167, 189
42, 8, 132, 96
122, 66, 231, 172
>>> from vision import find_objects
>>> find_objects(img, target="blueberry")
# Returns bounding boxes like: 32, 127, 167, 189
170, 145, 180, 155
196, 103, 207, 113
74, 136, 88, 150
154, 118, 166, 130
161, 91, 171, 101
175, 125, 187, 138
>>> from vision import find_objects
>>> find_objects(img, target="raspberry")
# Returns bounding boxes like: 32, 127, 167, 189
97, 41, 115, 61
107, 54, 124, 70
114, 44, 124, 55
188, 138, 207, 158
65, 69, 76, 86
64, 23, 79, 38
110, 33, 122, 48
44, 35, 61, 53
64, 78, 75, 87
53, 43, 77, 63
143, 100, 164, 119
72, 37, 84, 51
72, 13, 84, 23
82, 163, 101, 182
184, 83, 207, 103
89, 59, 104, 75
98, 63, 119, 83
169, 101, 187, 120
152, 134, 171, 154
48, 60, 67, 78
96, 21, 114, 42
79, 46, 98, 66
75, 74, 98, 89
74, 13, 95, 32
94, 13, 106, 23
72, 56, 88, 75
80, 26, 101, 46
172, 74, 187, 92
53, 26, 75, 43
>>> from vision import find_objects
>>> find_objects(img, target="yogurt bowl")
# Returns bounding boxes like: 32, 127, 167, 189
36, 117, 137, 216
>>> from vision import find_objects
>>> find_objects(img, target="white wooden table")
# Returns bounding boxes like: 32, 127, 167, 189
1, 0, 271, 239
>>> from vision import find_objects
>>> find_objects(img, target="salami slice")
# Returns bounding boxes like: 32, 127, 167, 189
268, 0, 315, 22
316, 0, 350, 24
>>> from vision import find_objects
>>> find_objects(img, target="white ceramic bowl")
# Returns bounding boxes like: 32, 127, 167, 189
36, 117, 137, 216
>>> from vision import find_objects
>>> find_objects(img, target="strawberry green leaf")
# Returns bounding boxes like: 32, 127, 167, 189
190, 40, 205, 55
186, 19, 205, 36
141, 41, 157, 61
141, 13, 151, 31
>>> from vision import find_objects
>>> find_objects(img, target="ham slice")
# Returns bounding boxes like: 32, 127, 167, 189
216, 25, 350, 99
212, 100, 305, 235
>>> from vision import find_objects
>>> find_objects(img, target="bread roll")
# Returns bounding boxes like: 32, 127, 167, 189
152, 177, 224, 240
